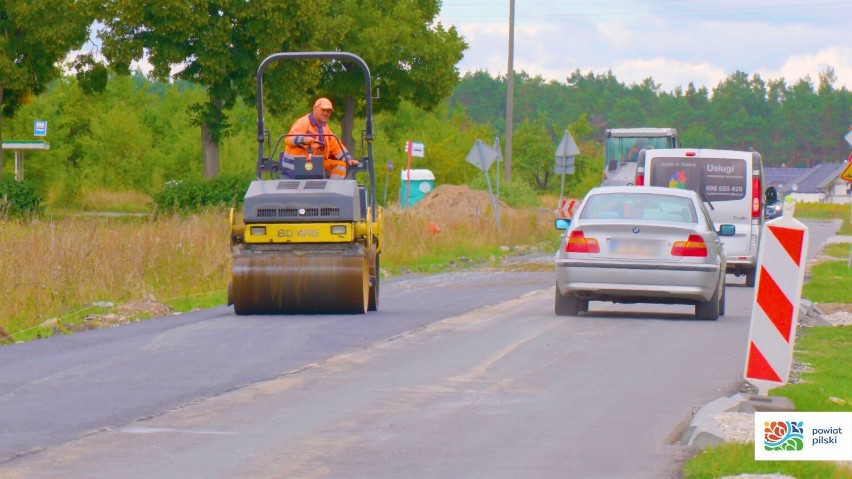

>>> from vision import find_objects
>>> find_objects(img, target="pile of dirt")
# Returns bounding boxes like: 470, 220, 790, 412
398, 184, 512, 222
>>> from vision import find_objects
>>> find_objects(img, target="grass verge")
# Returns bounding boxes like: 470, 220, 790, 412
684, 440, 851, 479
804, 259, 852, 303
683, 326, 852, 479
684, 202, 852, 478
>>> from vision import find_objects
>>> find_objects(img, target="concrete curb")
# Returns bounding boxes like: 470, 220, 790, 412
680, 299, 813, 448
679, 393, 796, 448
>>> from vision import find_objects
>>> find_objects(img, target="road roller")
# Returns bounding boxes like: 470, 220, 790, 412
228, 52, 382, 315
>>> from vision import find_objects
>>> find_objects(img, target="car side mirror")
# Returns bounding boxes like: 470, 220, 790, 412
764, 186, 778, 204
555, 218, 571, 230
718, 224, 736, 236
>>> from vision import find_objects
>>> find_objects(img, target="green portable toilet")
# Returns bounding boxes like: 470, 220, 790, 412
399, 169, 435, 208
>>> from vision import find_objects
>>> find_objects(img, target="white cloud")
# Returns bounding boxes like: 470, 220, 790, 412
443, 3, 852, 92
609, 58, 728, 91
767, 47, 852, 89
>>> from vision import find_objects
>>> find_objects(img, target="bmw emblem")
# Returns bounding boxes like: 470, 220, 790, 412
632, 227, 640, 234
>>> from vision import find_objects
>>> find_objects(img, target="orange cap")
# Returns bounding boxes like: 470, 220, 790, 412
314, 97, 334, 111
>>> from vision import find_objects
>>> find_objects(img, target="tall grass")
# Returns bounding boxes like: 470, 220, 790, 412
1, 211, 231, 342
1, 202, 559, 343
381, 204, 557, 274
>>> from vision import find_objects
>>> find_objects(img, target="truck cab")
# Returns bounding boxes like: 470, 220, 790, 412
602, 128, 679, 186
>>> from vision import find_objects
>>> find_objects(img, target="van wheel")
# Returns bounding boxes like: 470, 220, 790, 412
555, 286, 580, 316
696, 281, 721, 321
578, 299, 589, 313
745, 267, 756, 287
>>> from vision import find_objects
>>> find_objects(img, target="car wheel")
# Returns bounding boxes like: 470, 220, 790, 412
578, 299, 589, 313
696, 280, 721, 321
745, 267, 756, 287
555, 286, 580, 316
718, 280, 726, 317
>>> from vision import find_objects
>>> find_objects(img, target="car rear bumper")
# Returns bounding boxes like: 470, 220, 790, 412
725, 254, 756, 270
555, 260, 720, 303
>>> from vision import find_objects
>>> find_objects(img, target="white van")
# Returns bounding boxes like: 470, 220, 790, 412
635, 148, 764, 286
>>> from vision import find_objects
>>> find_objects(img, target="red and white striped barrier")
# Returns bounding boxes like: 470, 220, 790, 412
744, 208, 809, 395
558, 198, 577, 219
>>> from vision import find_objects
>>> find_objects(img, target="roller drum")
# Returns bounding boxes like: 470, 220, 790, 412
232, 253, 368, 315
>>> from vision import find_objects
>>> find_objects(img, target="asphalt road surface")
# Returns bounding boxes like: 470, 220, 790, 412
0, 219, 840, 479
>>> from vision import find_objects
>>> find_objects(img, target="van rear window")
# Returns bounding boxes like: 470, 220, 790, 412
649, 157, 746, 202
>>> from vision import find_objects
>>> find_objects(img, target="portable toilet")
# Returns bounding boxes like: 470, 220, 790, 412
399, 169, 435, 208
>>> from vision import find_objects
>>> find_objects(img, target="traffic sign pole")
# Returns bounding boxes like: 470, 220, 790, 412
405, 141, 412, 208
465, 140, 502, 230
554, 130, 580, 207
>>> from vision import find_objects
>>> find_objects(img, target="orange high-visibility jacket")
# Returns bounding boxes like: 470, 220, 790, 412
284, 113, 352, 179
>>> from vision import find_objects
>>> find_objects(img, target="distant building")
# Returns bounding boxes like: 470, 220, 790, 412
764, 163, 851, 204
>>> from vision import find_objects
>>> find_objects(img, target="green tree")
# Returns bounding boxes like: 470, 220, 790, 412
320, 0, 467, 151
97, 1, 333, 179
512, 118, 554, 189
450, 70, 506, 130
0, 2, 94, 173
709, 71, 767, 150
607, 96, 648, 127
97, 0, 465, 178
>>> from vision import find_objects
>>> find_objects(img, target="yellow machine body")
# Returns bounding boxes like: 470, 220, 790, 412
228, 179, 382, 315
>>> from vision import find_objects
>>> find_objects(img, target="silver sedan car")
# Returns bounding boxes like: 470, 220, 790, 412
554, 186, 734, 320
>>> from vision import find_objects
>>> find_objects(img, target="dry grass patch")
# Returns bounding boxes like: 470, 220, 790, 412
382, 184, 558, 273
1, 185, 561, 343
47, 189, 154, 213
1, 210, 230, 341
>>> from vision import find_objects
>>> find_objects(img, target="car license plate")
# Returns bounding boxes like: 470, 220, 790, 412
609, 238, 661, 257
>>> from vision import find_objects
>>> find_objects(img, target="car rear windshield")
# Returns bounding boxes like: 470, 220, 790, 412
648, 157, 747, 202
581, 193, 696, 222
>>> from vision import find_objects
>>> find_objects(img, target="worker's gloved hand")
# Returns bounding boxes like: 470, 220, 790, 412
313, 141, 326, 151
346, 159, 360, 166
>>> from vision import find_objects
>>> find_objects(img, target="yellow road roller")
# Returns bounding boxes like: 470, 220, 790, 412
228, 52, 382, 315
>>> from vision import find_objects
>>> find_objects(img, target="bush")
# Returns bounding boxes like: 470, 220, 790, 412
468, 175, 541, 208
0, 180, 43, 219
151, 175, 250, 214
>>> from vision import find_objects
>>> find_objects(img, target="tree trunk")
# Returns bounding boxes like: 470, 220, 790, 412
340, 95, 356, 154
201, 96, 223, 179
202, 121, 219, 179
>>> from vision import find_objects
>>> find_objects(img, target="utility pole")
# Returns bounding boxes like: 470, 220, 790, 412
504, 0, 515, 182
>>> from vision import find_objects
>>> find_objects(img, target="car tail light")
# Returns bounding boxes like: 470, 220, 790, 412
671, 235, 708, 257
635, 166, 644, 186
565, 230, 600, 253
752, 176, 761, 218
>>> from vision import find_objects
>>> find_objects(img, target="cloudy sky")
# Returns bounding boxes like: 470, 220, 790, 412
437, 0, 852, 93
